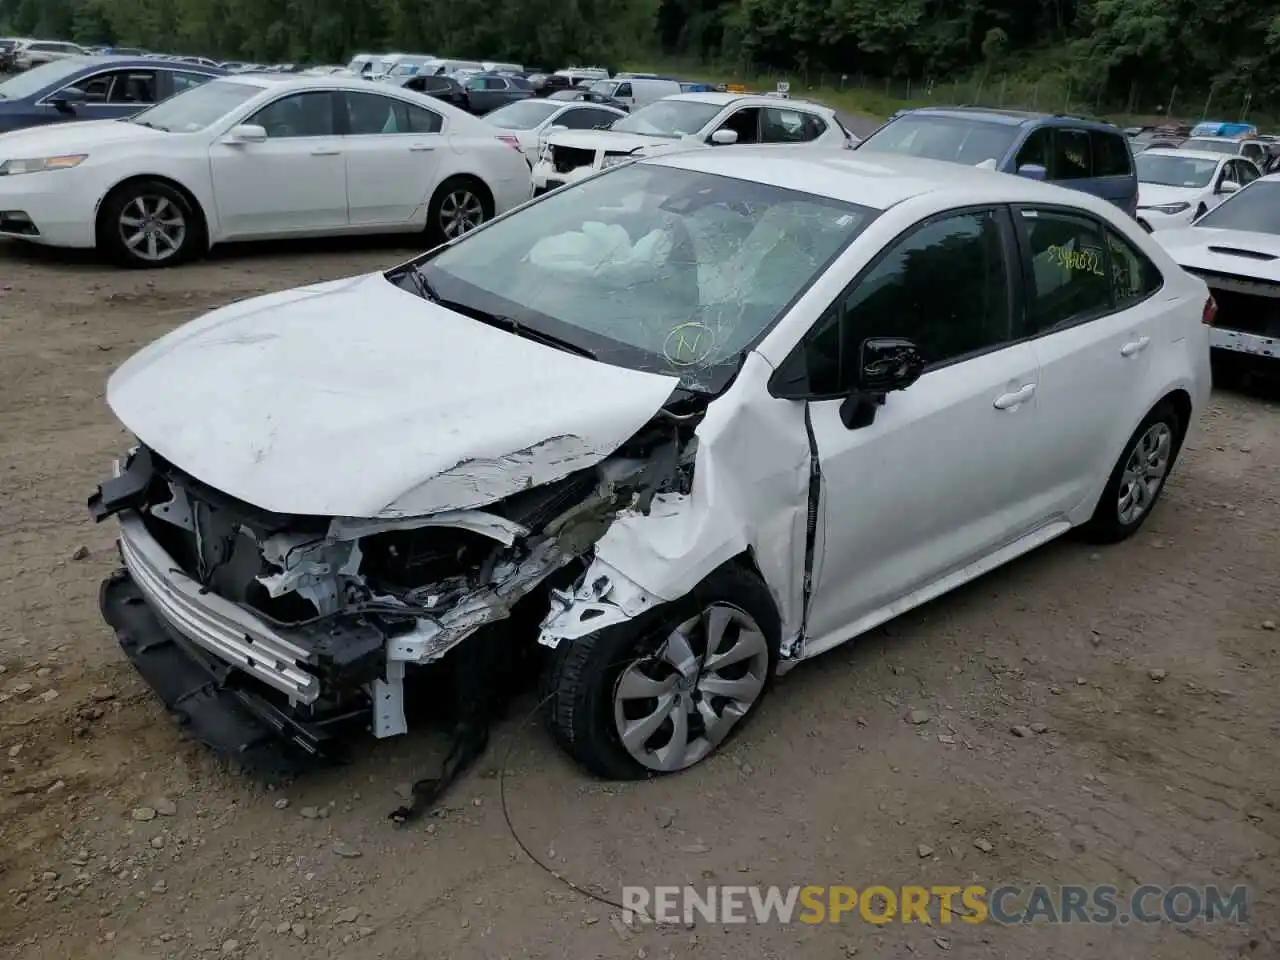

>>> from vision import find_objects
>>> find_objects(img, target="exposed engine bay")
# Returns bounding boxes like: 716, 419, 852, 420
89, 409, 700, 804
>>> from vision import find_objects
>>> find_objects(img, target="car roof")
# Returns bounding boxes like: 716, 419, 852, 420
665, 91, 831, 111
51, 54, 222, 72
1141, 148, 1230, 162
901, 106, 1120, 131
1183, 135, 1246, 144
646, 147, 1106, 211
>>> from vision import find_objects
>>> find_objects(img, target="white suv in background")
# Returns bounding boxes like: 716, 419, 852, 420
531, 92, 854, 193
14, 39, 87, 70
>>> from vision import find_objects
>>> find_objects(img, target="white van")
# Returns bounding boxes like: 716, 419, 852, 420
584, 77, 681, 110
482, 61, 523, 74
555, 66, 610, 84
379, 54, 437, 79
424, 58, 485, 75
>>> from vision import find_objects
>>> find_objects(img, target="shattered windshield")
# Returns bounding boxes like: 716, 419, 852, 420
409, 163, 875, 392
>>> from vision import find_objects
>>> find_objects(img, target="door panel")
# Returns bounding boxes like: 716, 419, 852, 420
1013, 206, 1163, 519
805, 342, 1042, 642
208, 91, 347, 238
789, 207, 1042, 642
341, 91, 443, 226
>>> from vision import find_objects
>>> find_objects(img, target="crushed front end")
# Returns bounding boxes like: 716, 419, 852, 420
89, 424, 691, 778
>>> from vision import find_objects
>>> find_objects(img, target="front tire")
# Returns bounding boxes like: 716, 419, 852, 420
426, 176, 491, 246
542, 564, 780, 780
1080, 400, 1182, 544
99, 179, 201, 268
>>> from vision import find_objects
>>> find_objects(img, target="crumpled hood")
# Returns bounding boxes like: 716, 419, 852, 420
1137, 183, 1199, 207
106, 272, 680, 518
0, 118, 164, 155
1155, 226, 1280, 282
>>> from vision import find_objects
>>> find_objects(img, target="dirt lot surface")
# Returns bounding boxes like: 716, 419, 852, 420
0, 238, 1277, 960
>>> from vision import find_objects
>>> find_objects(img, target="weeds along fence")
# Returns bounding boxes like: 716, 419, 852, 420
650, 57, 1271, 125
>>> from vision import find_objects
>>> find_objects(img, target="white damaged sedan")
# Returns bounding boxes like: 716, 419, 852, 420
90, 149, 1210, 783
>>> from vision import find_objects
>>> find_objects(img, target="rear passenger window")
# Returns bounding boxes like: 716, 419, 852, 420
1018, 209, 1112, 332
1091, 131, 1132, 177
1106, 230, 1162, 306
1053, 129, 1092, 180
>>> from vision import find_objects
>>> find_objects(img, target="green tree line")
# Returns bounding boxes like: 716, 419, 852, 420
3, 0, 1278, 106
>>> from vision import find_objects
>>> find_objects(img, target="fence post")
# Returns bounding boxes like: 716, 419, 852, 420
906, 77, 912, 99
1201, 88, 1212, 120
1241, 91, 1252, 121
1064, 81, 1071, 114
998, 76, 1006, 106
1166, 85, 1178, 118
1032, 80, 1039, 109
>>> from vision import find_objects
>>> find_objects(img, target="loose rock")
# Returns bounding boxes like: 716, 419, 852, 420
917, 844, 934, 858
291, 923, 306, 940
299, 806, 319, 819
331, 841, 361, 859
154, 797, 177, 817
1149, 669, 1167, 682
131, 807, 157, 822
1262, 620, 1276, 632
222, 940, 239, 954
70, 545, 90, 561
906, 710, 930, 725
973, 838, 994, 853
1029, 722, 1049, 734
1010, 725, 1033, 738
655, 806, 676, 829
273, 798, 289, 809
333, 907, 359, 924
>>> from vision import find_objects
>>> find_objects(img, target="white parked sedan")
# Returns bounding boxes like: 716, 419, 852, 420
1135, 148, 1261, 231
530, 91, 854, 193
483, 97, 626, 165
0, 73, 533, 267
1154, 173, 1280, 363
88, 149, 1211, 783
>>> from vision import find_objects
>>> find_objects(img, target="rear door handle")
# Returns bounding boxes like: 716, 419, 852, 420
409, 144, 435, 152
1120, 336, 1151, 357
310, 148, 340, 156
993, 383, 1036, 409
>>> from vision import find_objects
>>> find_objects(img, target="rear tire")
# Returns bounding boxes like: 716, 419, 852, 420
425, 176, 492, 247
542, 563, 780, 780
1080, 400, 1183, 544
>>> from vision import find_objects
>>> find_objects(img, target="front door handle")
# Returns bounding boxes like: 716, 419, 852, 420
409, 144, 435, 152
993, 383, 1036, 409
310, 148, 340, 156
1120, 336, 1151, 357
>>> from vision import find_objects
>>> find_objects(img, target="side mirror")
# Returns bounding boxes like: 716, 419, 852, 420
1218, 179, 1240, 194
51, 86, 85, 111
1016, 163, 1047, 181
224, 123, 267, 144
838, 337, 925, 429
710, 128, 738, 145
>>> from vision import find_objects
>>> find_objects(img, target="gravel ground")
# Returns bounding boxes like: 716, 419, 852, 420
0, 236, 1277, 960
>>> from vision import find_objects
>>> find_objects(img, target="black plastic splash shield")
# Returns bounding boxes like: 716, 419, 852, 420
99, 568, 352, 782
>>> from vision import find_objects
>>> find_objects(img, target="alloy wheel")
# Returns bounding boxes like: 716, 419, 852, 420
439, 189, 485, 238
118, 195, 187, 263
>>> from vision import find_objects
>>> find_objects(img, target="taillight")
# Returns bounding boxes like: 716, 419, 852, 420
1202, 294, 1218, 326
496, 135, 522, 152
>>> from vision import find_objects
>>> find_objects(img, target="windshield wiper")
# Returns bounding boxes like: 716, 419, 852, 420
395, 267, 595, 359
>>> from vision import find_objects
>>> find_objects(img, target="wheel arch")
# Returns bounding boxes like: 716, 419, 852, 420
94, 174, 212, 252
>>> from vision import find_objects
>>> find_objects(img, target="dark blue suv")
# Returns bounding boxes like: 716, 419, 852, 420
856, 107, 1139, 218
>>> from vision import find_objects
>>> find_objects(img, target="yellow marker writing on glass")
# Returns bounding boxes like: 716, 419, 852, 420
663, 322, 716, 367
1047, 244, 1104, 276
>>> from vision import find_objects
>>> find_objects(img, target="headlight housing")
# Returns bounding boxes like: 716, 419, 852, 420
601, 150, 640, 169
1146, 201, 1191, 215
0, 154, 88, 176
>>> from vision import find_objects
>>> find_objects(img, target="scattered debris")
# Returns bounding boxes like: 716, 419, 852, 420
1149, 669, 1167, 682
973, 838, 993, 853
655, 806, 676, 829
70, 545, 90, 561
273, 798, 290, 809
1010, 725, 1033, 738
917, 844, 934, 858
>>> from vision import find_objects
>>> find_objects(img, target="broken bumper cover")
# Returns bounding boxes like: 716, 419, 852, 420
116, 510, 322, 702
99, 568, 352, 777
1210, 327, 1278, 358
